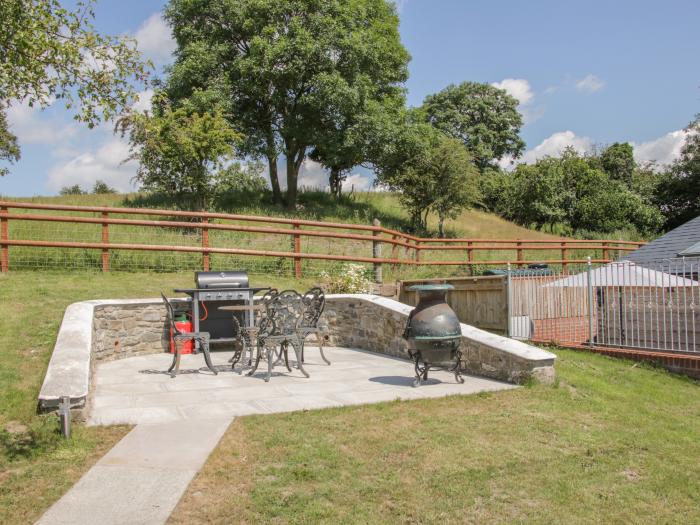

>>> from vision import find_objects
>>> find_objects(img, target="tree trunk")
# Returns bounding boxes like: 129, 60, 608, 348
287, 155, 299, 210
329, 167, 342, 198
438, 213, 445, 237
267, 153, 282, 204
285, 147, 305, 210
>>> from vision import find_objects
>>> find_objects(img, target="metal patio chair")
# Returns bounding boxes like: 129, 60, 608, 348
161, 293, 217, 377
298, 287, 331, 365
248, 289, 309, 382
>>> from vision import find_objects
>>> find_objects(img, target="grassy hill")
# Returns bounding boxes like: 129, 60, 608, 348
3, 190, 562, 240
0, 191, 611, 279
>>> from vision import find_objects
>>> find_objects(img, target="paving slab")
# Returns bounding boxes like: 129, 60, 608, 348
88, 346, 516, 426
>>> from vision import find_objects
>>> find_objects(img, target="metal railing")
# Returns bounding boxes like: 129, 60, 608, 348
508, 257, 700, 354
0, 200, 644, 278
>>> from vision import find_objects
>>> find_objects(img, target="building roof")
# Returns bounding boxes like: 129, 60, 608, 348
625, 215, 700, 264
545, 260, 698, 288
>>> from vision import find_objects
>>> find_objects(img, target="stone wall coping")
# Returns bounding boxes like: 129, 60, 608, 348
38, 297, 187, 409
38, 301, 94, 409
325, 294, 556, 363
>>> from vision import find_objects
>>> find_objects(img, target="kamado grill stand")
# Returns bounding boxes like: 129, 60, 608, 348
403, 284, 465, 387
175, 271, 269, 351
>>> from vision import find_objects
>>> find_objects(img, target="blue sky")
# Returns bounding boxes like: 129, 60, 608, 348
2, 0, 699, 196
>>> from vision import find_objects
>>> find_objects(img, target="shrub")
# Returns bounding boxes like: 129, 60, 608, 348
319, 264, 373, 294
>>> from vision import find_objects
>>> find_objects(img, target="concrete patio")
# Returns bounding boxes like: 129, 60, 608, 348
88, 345, 516, 426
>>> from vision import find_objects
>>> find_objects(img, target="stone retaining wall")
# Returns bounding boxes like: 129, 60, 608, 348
324, 295, 556, 384
92, 300, 189, 362
39, 294, 556, 416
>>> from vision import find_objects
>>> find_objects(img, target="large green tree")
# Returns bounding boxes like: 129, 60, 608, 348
0, 110, 20, 176
164, 0, 409, 208
120, 95, 241, 211
374, 112, 480, 233
486, 148, 663, 236
656, 115, 700, 229
309, 96, 403, 198
0, 0, 149, 174
421, 82, 525, 172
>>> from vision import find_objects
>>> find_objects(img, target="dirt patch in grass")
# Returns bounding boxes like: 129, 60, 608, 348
169, 349, 700, 524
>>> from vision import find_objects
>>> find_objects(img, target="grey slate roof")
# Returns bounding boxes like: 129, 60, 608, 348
624, 215, 700, 264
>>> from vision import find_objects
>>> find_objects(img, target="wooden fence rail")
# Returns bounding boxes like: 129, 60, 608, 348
0, 200, 645, 279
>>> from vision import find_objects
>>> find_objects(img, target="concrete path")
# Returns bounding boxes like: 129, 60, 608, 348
35, 417, 231, 525
37, 347, 515, 524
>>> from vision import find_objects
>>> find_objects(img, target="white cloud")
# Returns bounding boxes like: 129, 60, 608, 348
6, 101, 77, 145
297, 159, 328, 189
344, 173, 374, 192
500, 130, 594, 169
132, 89, 155, 114
491, 78, 534, 106
47, 137, 138, 192
134, 13, 176, 65
491, 78, 543, 124
575, 74, 604, 93
632, 129, 689, 166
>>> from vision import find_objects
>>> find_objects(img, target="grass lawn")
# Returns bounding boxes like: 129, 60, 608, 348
169, 349, 700, 525
3, 268, 694, 524
0, 270, 315, 525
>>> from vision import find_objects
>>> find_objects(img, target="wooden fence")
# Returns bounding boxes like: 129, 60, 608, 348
0, 200, 644, 278
398, 276, 509, 334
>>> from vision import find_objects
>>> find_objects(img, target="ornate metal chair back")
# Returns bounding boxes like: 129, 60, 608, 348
160, 292, 182, 336
300, 287, 325, 329
261, 289, 303, 338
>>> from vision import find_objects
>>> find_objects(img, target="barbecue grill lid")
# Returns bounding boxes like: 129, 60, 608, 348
195, 271, 249, 289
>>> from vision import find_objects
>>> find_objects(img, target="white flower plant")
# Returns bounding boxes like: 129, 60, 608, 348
319, 263, 374, 294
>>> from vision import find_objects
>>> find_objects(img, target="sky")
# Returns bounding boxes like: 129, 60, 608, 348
2, 0, 699, 196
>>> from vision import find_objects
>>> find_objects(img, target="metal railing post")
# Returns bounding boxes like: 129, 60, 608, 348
506, 262, 512, 337
587, 256, 594, 347
1, 205, 8, 272
372, 218, 382, 284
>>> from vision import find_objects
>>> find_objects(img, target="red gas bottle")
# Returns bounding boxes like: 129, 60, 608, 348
169, 318, 194, 354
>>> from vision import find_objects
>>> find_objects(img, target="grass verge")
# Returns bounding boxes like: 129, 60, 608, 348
0, 270, 315, 525
169, 349, 700, 525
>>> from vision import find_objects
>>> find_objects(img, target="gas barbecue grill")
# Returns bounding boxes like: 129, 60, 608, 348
174, 271, 269, 348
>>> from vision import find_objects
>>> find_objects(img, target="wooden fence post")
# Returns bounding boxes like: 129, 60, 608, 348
201, 218, 210, 271
466, 241, 473, 276
391, 235, 398, 266
602, 241, 610, 262
561, 241, 568, 274
414, 239, 421, 263
1, 206, 8, 272
372, 218, 382, 284
292, 223, 302, 278
516, 241, 523, 267
101, 211, 110, 272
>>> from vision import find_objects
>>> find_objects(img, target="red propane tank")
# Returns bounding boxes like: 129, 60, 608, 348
169, 321, 194, 354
